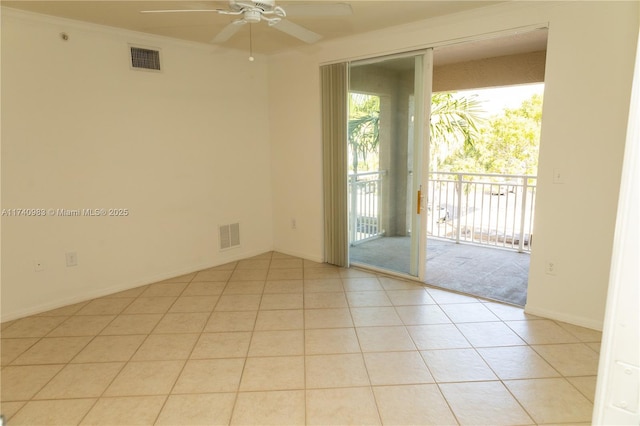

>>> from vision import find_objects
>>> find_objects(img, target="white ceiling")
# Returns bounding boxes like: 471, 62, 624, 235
4, 0, 520, 55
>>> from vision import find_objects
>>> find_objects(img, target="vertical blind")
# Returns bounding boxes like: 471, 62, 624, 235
321, 62, 349, 267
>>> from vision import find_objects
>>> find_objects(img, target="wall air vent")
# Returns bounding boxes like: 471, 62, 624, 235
130, 46, 161, 71
219, 223, 241, 250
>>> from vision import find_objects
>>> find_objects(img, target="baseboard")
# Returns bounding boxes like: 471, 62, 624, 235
1, 246, 275, 323
524, 304, 604, 331
272, 247, 324, 264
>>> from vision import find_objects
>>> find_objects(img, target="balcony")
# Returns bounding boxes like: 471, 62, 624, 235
426, 172, 536, 252
349, 171, 536, 306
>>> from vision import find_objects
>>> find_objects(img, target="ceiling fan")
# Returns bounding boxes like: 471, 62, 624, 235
141, 1, 352, 45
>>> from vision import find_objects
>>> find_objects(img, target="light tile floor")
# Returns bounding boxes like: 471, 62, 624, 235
1, 251, 601, 425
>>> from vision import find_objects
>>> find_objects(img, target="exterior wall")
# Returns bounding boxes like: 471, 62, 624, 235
269, 1, 639, 329
1, 9, 274, 320
434, 50, 546, 92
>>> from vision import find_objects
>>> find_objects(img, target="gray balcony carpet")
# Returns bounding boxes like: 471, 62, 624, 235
349, 237, 529, 306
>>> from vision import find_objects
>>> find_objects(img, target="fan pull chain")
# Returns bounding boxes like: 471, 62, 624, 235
248, 24, 255, 62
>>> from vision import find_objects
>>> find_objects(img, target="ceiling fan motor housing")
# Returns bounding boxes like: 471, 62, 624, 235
252, 1, 276, 10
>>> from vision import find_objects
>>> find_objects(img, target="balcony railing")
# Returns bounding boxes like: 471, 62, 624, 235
348, 170, 537, 253
427, 172, 536, 252
348, 171, 386, 244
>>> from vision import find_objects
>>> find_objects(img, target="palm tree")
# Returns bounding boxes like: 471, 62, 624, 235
348, 112, 379, 172
348, 93, 380, 173
347, 91, 483, 173
430, 92, 484, 172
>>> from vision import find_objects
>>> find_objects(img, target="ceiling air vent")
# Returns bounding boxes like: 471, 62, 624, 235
130, 46, 161, 71
219, 223, 241, 250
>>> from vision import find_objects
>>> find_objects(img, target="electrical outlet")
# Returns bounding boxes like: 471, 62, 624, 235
34, 260, 45, 272
65, 251, 78, 267
545, 260, 558, 275
291, 218, 297, 230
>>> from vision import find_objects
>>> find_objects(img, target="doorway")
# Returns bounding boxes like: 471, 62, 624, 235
425, 29, 548, 305
347, 29, 548, 306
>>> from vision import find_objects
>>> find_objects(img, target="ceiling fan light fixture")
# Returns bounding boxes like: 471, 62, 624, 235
244, 9, 261, 23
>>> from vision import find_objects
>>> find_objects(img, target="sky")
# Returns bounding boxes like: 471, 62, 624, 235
457, 83, 544, 117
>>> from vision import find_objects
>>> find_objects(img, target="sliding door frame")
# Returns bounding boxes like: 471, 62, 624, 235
324, 24, 548, 281
417, 49, 433, 281
347, 49, 433, 281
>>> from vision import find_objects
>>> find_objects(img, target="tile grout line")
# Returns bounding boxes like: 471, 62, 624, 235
11, 295, 144, 422
77, 273, 196, 425
436, 293, 539, 424
302, 258, 308, 426
149, 266, 221, 426
217, 254, 256, 425
0, 251, 601, 425
382, 277, 463, 425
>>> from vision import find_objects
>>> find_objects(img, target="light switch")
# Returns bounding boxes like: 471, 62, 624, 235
553, 168, 564, 184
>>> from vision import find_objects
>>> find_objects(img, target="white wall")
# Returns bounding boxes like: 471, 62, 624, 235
1, 9, 274, 321
268, 55, 324, 262
268, 1, 639, 329
525, 2, 638, 329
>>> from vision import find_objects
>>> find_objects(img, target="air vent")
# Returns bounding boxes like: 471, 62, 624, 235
219, 223, 241, 250
130, 46, 161, 71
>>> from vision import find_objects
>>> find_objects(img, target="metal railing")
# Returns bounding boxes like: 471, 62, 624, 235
349, 171, 386, 244
348, 170, 536, 252
427, 172, 536, 252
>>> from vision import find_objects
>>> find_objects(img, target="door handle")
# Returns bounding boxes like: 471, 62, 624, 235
417, 185, 424, 214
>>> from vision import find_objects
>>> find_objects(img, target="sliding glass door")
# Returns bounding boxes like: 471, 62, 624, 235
348, 51, 432, 278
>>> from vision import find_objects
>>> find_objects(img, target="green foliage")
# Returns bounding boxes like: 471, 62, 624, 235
429, 92, 486, 172
348, 93, 380, 172
430, 92, 485, 147
347, 88, 543, 177
442, 93, 543, 175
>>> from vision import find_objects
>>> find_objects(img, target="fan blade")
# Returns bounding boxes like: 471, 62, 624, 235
284, 3, 352, 17
270, 19, 322, 44
140, 9, 222, 14
212, 20, 246, 43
